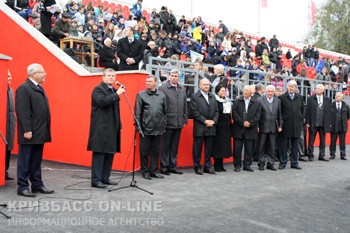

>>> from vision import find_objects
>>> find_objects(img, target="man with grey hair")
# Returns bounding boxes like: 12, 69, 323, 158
278, 80, 304, 170
257, 85, 282, 171
251, 83, 264, 161
305, 84, 331, 162
158, 69, 187, 175
15, 64, 53, 197
252, 83, 265, 100
329, 92, 350, 160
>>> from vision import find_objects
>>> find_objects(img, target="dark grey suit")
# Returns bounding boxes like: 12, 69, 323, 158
257, 96, 283, 167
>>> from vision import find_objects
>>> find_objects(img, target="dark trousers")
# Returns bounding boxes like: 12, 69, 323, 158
233, 136, 254, 169
258, 133, 276, 167
330, 132, 346, 158
192, 136, 214, 171
140, 135, 161, 175
5, 150, 11, 176
308, 127, 326, 159
51, 33, 65, 46
280, 137, 299, 167
160, 128, 182, 171
17, 144, 44, 192
91, 152, 114, 185
252, 138, 259, 160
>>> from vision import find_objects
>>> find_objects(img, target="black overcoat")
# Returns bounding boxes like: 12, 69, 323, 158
116, 38, 145, 71
87, 82, 121, 154
15, 79, 51, 145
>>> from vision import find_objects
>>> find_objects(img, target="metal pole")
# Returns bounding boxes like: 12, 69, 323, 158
258, 0, 260, 34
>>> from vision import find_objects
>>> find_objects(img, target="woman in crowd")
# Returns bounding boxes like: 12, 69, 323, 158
94, 3, 104, 19
315, 67, 331, 84
31, 1, 41, 30
103, 23, 115, 39
134, 25, 140, 39
98, 38, 118, 71
210, 64, 228, 89
296, 59, 308, 75
211, 83, 232, 172
222, 33, 233, 51
291, 55, 300, 76
66, 1, 77, 17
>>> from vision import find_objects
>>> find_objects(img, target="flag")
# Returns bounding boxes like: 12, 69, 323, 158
190, 51, 204, 63
311, 0, 316, 25
261, 0, 267, 8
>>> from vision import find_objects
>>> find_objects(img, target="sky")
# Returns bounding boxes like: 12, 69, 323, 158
138, 0, 326, 44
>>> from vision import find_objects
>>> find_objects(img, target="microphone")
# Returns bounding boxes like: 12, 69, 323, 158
115, 81, 126, 89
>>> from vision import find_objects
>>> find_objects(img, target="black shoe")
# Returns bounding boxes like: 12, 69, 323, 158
160, 169, 170, 175
32, 187, 55, 194
195, 169, 203, 175
214, 163, 221, 172
243, 166, 254, 172
318, 157, 329, 162
341, 157, 347, 161
203, 169, 216, 174
299, 157, 308, 162
308, 158, 314, 162
17, 190, 37, 197
291, 165, 302, 170
267, 166, 277, 171
329, 156, 335, 160
220, 167, 227, 172
103, 180, 118, 185
234, 168, 241, 172
150, 173, 164, 178
258, 166, 264, 171
278, 166, 285, 170
92, 183, 108, 188
5, 175, 14, 180
142, 174, 152, 180
252, 158, 258, 162
168, 169, 183, 175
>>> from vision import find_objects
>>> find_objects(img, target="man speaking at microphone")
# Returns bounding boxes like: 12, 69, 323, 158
87, 68, 126, 188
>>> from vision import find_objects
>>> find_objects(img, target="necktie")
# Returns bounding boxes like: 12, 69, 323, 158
318, 97, 322, 108
129, 39, 132, 44
337, 103, 340, 110
269, 98, 272, 103
37, 84, 43, 92
290, 94, 294, 100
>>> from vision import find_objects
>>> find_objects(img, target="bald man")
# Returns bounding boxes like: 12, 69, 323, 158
190, 78, 219, 175
232, 85, 261, 172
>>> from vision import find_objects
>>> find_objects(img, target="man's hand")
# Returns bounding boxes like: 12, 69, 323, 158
204, 120, 214, 127
243, 121, 250, 127
24, 132, 32, 140
64, 33, 70, 37
138, 131, 142, 134
257, 128, 259, 133
183, 124, 187, 127
117, 87, 126, 95
306, 124, 310, 128
278, 127, 282, 132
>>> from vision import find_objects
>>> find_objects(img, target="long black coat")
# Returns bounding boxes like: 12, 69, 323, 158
40, 0, 56, 36
87, 82, 121, 154
211, 100, 232, 158
278, 92, 304, 138
6, 86, 16, 150
15, 79, 51, 145
330, 101, 350, 133
190, 90, 219, 137
231, 97, 261, 140
305, 95, 331, 133
116, 38, 145, 71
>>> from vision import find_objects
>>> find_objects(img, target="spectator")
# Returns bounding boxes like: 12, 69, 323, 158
255, 40, 263, 58
77, 25, 84, 36
98, 38, 118, 70
315, 67, 331, 85
134, 25, 140, 39
192, 23, 202, 44
178, 15, 187, 24
153, 13, 161, 25
66, 1, 77, 17
103, 7, 112, 21
291, 55, 300, 76
164, 18, 176, 35
51, 12, 72, 46
262, 49, 270, 71
155, 30, 173, 54
31, 1, 41, 30
149, 8, 157, 22
40, 0, 56, 38
309, 45, 315, 67
116, 27, 145, 71
286, 49, 292, 60
215, 28, 224, 46
302, 45, 310, 65
169, 9, 177, 25
14, 0, 29, 20
74, 6, 85, 26
249, 62, 260, 84
218, 20, 228, 36
141, 41, 158, 70
70, 19, 79, 36
131, 0, 143, 21
296, 59, 307, 75
97, 19, 105, 34
276, 46, 283, 70
268, 34, 279, 49
171, 34, 183, 56
91, 24, 100, 39
222, 33, 233, 51
110, 12, 118, 25
84, 17, 94, 31
186, 39, 198, 54
94, 3, 104, 19
159, 6, 170, 29
260, 37, 269, 53
269, 47, 278, 70
314, 47, 320, 67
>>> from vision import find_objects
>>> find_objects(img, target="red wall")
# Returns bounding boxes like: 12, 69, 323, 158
0, 59, 10, 186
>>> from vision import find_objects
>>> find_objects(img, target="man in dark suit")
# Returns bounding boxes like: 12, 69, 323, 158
278, 81, 303, 170
158, 69, 187, 175
190, 78, 219, 175
232, 85, 261, 172
5, 70, 16, 181
330, 92, 350, 160
305, 84, 331, 162
87, 68, 125, 188
116, 26, 145, 71
251, 83, 264, 161
15, 64, 54, 197
257, 85, 283, 171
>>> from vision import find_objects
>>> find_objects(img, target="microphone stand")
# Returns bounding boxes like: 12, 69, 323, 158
109, 90, 153, 195
0, 131, 11, 219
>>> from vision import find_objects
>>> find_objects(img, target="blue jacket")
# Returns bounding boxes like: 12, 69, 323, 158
131, 2, 142, 16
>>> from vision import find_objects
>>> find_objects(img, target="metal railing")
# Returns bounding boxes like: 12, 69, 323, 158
145, 57, 350, 105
